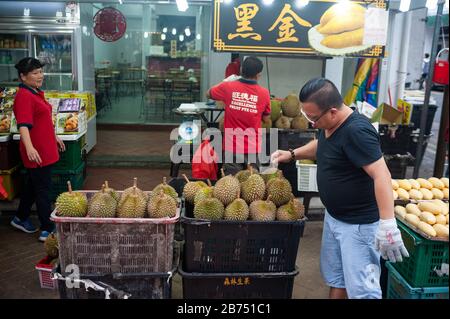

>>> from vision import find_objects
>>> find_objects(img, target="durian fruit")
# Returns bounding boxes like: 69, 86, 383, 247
44, 233, 59, 258
194, 179, 214, 205
224, 190, 249, 221
194, 197, 224, 220
182, 174, 208, 204
271, 99, 282, 122
235, 165, 252, 183
213, 169, 241, 206
56, 181, 88, 217
291, 115, 309, 130
88, 184, 117, 218
260, 167, 279, 184
281, 94, 300, 117
104, 181, 119, 202
148, 190, 177, 218
277, 198, 305, 221
121, 178, 148, 202
275, 116, 291, 129
152, 177, 178, 200
266, 177, 293, 206
241, 167, 266, 204
117, 187, 147, 218
50, 258, 59, 266
250, 197, 276, 221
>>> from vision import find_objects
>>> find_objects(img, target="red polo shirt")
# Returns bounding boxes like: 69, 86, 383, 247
13, 84, 59, 168
210, 78, 271, 154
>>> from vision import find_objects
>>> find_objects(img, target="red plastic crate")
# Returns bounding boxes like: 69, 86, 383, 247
35, 256, 57, 290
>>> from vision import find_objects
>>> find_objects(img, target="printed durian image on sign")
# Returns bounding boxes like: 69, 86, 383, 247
308, 2, 371, 56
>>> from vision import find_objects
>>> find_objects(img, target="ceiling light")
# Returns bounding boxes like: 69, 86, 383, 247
185, 27, 191, 37
196, 34, 201, 40
179, 34, 184, 42
295, 0, 310, 8
161, 33, 166, 40
172, 28, 177, 35
262, 0, 274, 5
23, 8, 30, 16
163, 27, 167, 33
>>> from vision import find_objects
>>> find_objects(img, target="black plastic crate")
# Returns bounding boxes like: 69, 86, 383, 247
407, 134, 431, 167
385, 155, 410, 179
179, 267, 298, 299
0, 138, 20, 170
56, 270, 174, 299
379, 125, 414, 155
181, 209, 305, 273
410, 104, 438, 135
277, 129, 318, 151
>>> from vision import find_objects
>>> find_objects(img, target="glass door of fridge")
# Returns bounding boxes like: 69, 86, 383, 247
33, 33, 74, 90
0, 32, 30, 87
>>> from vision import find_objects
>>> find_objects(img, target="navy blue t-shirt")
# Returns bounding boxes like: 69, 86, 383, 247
317, 111, 382, 224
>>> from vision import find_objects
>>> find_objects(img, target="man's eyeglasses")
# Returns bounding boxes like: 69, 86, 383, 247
300, 107, 331, 125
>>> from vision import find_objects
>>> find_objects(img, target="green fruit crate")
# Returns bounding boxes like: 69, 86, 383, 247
53, 136, 86, 170
386, 262, 449, 299
0, 164, 22, 201
50, 161, 86, 201
392, 220, 449, 288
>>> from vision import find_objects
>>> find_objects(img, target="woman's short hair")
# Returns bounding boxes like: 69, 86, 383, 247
14, 57, 45, 78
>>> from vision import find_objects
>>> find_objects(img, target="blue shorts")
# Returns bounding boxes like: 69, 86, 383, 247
320, 210, 382, 299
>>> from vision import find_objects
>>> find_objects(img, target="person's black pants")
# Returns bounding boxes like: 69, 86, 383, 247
17, 164, 54, 232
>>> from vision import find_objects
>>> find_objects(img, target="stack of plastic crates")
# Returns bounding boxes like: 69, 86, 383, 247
50, 136, 86, 201
386, 220, 449, 299
173, 177, 304, 299
50, 191, 179, 299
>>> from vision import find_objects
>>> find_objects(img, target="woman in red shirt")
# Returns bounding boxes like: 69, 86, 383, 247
10, 57, 65, 242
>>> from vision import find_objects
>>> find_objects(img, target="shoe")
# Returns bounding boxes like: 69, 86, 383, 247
38, 230, 52, 242
10, 216, 38, 234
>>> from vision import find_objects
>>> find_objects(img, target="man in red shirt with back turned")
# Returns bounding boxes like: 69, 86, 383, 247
207, 56, 271, 175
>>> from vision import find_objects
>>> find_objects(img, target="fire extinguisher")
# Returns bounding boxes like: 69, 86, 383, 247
432, 48, 449, 85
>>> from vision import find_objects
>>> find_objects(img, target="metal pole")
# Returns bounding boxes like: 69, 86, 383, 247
434, 79, 449, 177
413, 1, 445, 178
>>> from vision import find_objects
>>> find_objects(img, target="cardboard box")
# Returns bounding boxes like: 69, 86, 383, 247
377, 103, 403, 125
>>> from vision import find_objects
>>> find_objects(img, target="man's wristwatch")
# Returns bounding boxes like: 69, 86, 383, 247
288, 148, 295, 162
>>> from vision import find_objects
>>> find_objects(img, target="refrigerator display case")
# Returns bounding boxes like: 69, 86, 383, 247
0, 32, 30, 87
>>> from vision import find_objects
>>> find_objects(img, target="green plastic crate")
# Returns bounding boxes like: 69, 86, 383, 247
53, 136, 86, 170
386, 262, 449, 299
50, 162, 85, 201
392, 220, 449, 288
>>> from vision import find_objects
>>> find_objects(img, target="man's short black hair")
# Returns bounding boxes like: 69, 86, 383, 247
299, 78, 343, 111
231, 53, 240, 62
15, 57, 45, 78
425, 53, 430, 58
241, 56, 263, 79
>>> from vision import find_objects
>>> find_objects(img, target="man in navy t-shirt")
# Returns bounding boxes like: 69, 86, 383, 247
271, 78, 409, 299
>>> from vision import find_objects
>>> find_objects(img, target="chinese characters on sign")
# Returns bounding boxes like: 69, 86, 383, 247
214, 0, 387, 57
224, 277, 251, 286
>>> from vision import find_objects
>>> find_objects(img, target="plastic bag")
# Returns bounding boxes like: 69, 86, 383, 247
192, 140, 218, 181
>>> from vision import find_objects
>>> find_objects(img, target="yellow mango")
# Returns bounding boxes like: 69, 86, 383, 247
433, 224, 449, 238
409, 189, 423, 201
391, 180, 399, 190
418, 221, 437, 237
398, 180, 412, 191
418, 202, 442, 215
419, 211, 437, 225
393, 189, 398, 200
419, 188, 434, 200
435, 214, 447, 225
429, 177, 445, 190
396, 188, 410, 200
405, 214, 420, 227
440, 177, 449, 188
417, 178, 433, 190
431, 188, 444, 200
408, 179, 421, 190
394, 206, 407, 219
406, 203, 421, 216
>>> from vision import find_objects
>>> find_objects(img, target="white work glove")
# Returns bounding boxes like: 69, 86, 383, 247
375, 218, 409, 263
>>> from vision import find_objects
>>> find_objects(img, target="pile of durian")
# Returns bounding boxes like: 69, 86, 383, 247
44, 233, 59, 265
218, 94, 310, 131
55, 177, 179, 219
392, 177, 449, 201
183, 168, 305, 222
